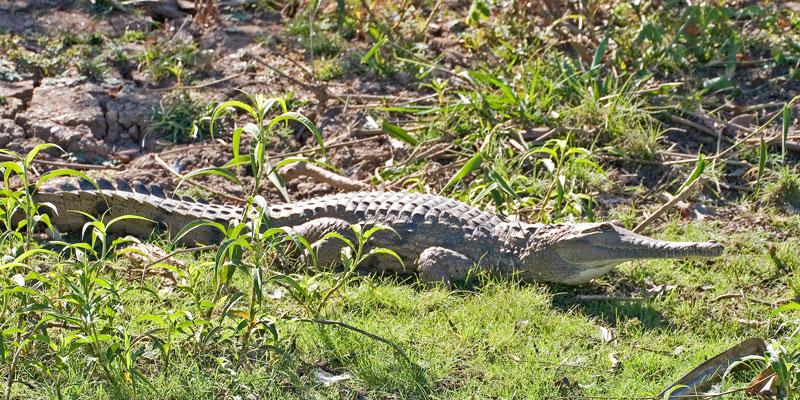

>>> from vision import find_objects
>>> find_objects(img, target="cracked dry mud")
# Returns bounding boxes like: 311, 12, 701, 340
2, 76, 157, 161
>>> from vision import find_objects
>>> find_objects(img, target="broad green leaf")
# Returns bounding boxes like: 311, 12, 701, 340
366, 247, 404, 266
363, 224, 398, 240
676, 154, 705, 194
440, 152, 483, 194
320, 231, 354, 249
25, 143, 63, 168
171, 220, 227, 247
269, 112, 327, 156
211, 100, 257, 137
176, 167, 242, 193
591, 32, 610, 71
37, 169, 95, 190
361, 35, 388, 64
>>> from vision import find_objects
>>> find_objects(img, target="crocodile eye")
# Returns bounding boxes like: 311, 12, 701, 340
583, 223, 613, 234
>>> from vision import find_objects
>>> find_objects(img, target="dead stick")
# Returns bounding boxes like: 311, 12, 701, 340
144, 244, 217, 268
274, 136, 383, 158
633, 178, 703, 234
575, 295, 647, 301
0, 154, 121, 170
280, 162, 369, 191
148, 71, 247, 92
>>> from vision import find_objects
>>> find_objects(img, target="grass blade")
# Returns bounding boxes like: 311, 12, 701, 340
382, 121, 419, 146
757, 136, 767, 191
782, 104, 790, 162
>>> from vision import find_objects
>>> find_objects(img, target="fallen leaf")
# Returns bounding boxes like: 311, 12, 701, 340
745, 366, 779, 398
647, 283, 677, 297
599, 326, 615, 343
658, 338, 767, 399
608, 352, 621, 373
315, 370, 353, 387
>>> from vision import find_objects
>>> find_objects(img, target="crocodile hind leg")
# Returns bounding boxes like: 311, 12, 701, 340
416, 247, 473, 287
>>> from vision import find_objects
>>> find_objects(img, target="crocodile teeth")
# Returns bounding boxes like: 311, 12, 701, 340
114, 178, 132, 192
97, 178, 114, 190
149, 185, 166, 198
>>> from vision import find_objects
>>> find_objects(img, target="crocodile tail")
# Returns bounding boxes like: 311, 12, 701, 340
27, 179, 242, 245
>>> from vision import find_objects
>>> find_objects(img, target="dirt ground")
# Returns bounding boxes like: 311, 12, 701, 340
1, 0, 798, 209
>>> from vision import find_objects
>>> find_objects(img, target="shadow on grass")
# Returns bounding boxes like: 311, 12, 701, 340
313, 324, 432, 397
546, 284, 671, 331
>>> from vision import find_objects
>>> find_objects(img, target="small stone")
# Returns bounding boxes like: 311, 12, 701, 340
0, 80, 34, 102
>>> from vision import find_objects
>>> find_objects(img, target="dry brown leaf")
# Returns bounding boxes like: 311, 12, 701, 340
745, 366, 779, 398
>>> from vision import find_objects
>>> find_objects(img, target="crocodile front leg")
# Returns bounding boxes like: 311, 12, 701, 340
417, 247, 474, 287
291, 217, 352, 266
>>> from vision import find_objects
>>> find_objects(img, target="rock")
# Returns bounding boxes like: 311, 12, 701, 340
103, 89, 157, 143
0, 80, 34, 102
17, 76, 108, 158
0, 119, 25, 148
1, 96, 24, 118
141, 0, 187, 20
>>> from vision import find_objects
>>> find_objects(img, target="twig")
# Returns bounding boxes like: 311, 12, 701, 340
154, 154, 246, 203
0, 154, 121, 170
144, 244, 217, 268
280, 162, 369, 191
419, 0, 442, 34
734, 101, 786, 114
669, 114, 733, 144
148, 71, 247, 92
710, 292, 789, 307
157, 142, 227, 157
662, 104, 790, 166
274, 136, 383, 158
294, 318, 413, 363
633, 177, 703, 234
575, 295, 646, 301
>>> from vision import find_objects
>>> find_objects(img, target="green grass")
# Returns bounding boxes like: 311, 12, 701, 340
1, 225, 792, 399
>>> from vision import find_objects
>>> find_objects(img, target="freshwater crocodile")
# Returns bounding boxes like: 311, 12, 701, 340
27, 179, 723, 285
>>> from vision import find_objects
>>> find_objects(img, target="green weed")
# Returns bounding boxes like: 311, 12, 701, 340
145, 91, 216, 145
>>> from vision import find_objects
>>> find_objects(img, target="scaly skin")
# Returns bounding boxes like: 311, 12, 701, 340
28, 179, 724, 285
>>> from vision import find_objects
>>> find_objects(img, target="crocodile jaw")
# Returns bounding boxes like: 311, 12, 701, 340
527, 222, 723, 284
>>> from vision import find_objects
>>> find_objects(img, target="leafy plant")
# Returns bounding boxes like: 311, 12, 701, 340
0, 144, 94, 247
145, 91, 216, 145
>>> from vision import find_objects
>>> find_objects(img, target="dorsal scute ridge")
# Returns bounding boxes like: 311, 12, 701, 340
97, 178, 114, 190
78, 178, 94, 190
149, 185, 166, 198
132, 181, 149, 195
114, 178, 132, 192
